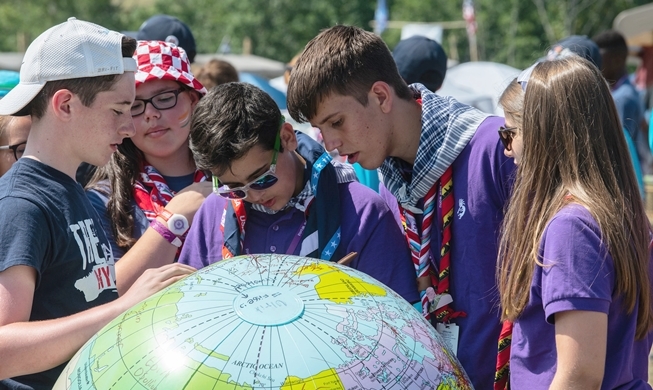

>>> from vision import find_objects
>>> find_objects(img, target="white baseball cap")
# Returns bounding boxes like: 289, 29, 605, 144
0, 17, 138, 116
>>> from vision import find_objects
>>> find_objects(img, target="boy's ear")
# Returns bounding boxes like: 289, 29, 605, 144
50, 89, 75, 121
369, 81, 393, 114
279, 122, 298, 152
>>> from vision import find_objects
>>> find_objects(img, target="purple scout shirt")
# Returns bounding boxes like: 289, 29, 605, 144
179, 181, 420, 303
510, 204, 653, 389
379, 115, 515, 388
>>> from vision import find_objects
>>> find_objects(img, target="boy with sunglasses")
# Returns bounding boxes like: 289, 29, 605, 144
178, 82, 420, 303
285, 25, 515, 388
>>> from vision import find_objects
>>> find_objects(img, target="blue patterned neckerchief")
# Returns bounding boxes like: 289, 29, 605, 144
380, 83, 489, 212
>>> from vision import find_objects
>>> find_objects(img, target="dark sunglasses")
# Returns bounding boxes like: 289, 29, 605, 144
213, 129, 281, 200
131, 88, 186, 117
0, 141, 27, 161
498, 126, 518, 151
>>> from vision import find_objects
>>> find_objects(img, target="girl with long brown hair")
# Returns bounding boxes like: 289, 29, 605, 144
498, 56, 653, 389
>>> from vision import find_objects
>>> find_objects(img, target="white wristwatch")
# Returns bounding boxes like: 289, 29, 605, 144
158, 208, 190, 236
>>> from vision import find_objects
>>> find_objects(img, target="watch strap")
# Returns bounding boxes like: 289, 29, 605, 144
158, 208, 174, 222
150, 219, 182, 248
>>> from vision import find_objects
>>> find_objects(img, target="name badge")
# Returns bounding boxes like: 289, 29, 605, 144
436, 323, 460, 356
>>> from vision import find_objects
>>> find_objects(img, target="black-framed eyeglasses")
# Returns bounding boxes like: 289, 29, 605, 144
0, 141, 26, 161
498, 126, 518, 151
131, 88, 186, 117
213, 128, 282, 200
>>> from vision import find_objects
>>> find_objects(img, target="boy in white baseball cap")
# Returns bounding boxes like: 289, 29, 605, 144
0, 18, 196, 388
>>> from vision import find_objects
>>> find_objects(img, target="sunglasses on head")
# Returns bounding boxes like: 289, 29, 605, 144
213, 128, 281, 200
498, 126, 518, 151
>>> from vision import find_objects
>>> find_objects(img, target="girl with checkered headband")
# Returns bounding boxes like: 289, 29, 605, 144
86, 40, 218, 273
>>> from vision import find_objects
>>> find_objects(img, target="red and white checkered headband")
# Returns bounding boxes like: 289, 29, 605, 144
134, 40, 207, 96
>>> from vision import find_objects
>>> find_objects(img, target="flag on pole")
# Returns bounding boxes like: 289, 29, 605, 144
462, 0, 477, 36
374, 0, 389, 35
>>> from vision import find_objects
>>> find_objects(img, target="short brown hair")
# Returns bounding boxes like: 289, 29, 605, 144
286, 25, 411, 123
27, 36, 137, 119
195, 59, 239, 90
190, 82, 281, 176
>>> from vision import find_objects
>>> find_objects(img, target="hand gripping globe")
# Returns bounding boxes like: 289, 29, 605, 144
54, 254, 473, 390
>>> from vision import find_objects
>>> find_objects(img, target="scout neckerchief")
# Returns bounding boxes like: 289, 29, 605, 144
494, 321, 512, 390
381, 84, 488, 319
397, 96, 468, 322
380, 83, 488, 210
221, 132, 355, 261
133, 162, 208, 221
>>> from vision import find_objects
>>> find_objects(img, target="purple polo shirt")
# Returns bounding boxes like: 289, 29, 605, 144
179, 181, 420, 303
380, 115, 515, 388
510, 204, 653, 389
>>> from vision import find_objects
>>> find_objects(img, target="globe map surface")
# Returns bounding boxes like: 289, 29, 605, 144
54, 254, 472, 389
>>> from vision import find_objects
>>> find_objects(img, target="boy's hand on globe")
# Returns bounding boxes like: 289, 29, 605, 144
118, 263, 196, 309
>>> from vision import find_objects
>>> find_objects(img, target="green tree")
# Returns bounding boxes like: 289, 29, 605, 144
149, 0, 374, 62
2, 0, 652, 71
0, 0, 124, 52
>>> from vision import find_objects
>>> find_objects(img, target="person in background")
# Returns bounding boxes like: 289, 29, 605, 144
543, 34, 645, 197
0, 70, 29, 177
393, 35, 448, 93
0, 115, 31, 177
270, 53, 301, 94
286, 25, 515, 388
86, 40, 213, 266
499, 56, 653, 389
593, 30, 652, 176
180, 82, 419, 303
195, 58, 239, 90
0, 18, 195, 388
137, 14, 197, 64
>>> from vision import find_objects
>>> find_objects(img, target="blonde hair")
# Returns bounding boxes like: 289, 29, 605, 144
498, 57, 653, 339
498, 78, 523, 129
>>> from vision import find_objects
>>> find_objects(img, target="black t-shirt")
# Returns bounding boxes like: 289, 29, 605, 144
0, 158, 117, 389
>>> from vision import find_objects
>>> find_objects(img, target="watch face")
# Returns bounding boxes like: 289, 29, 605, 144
168, 214, 189, 236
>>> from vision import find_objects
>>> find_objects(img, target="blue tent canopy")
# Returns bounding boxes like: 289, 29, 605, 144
239, 72, 287, 110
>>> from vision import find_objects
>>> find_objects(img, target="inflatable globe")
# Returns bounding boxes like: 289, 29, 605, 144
54, 254, 472, 389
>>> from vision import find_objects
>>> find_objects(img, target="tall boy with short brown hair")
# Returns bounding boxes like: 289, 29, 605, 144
0, 18, 196, 388
287, 25, 515, 388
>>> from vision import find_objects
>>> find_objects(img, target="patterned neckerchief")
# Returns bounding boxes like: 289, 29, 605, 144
379, 83, 489, 211
133, 163, 208, 221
